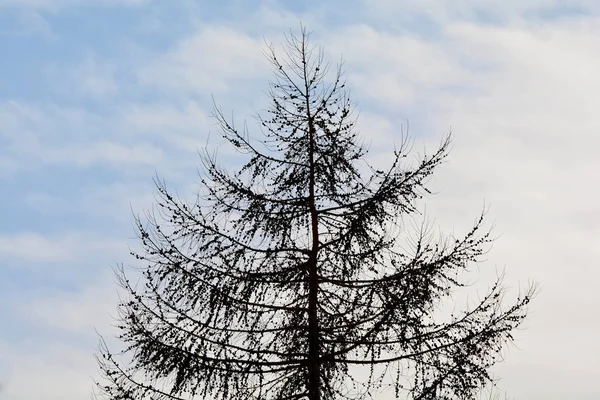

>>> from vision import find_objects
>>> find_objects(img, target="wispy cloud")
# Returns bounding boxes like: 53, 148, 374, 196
0, 101, 166, 173
137, 25, 268, 95
0, 232, 124, 263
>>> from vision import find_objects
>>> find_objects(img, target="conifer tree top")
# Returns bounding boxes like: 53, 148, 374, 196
95, 26, 535, 400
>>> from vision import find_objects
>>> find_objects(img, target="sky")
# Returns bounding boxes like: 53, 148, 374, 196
0, 0, 599, 399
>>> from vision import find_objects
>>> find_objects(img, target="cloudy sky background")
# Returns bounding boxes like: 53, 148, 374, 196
1, 0, 599, 399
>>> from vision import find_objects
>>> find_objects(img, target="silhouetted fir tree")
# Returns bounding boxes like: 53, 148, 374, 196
95, 27, 535, 400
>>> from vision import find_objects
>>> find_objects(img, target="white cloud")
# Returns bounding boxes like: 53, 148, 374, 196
360, 0, 600, 24
47, 140, 164, 167
24, 180, 158, 231
137, 25, 269, 94
0, 101, 166, 172
1, 341, 100, 400
27, 278, 121, 335
121, 101, 212, 150
323, 24, 479, 112
0, 232, 124, 263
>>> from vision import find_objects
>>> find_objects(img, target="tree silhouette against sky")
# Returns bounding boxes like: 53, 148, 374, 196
95, 27, 535, 400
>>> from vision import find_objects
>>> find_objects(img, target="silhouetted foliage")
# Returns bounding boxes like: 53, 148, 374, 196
95, 27, 534, 400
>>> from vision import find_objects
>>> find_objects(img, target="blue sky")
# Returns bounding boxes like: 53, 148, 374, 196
1, 1, 600, 399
